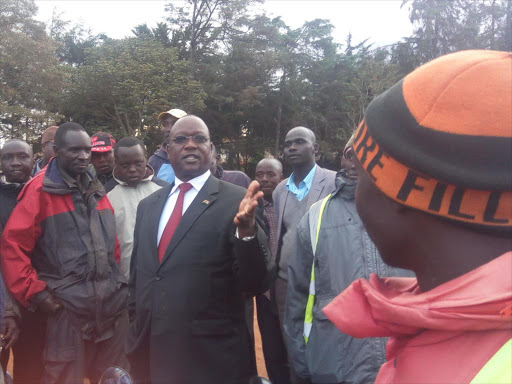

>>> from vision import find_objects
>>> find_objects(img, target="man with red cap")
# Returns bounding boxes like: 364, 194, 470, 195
91, 132, 117, 185
324, 50, 512, 383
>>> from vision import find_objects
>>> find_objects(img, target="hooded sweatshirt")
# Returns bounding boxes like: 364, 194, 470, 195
106, 167, 168, 279
323, 252, 512, 384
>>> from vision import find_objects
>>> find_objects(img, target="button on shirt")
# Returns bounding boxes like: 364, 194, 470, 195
285, 164, 317, 201
157, 170, 211, 245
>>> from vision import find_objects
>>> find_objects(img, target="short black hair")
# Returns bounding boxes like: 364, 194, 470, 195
54, 122, 86, 147
114, 137, 146, 158
1, 139, 33, 156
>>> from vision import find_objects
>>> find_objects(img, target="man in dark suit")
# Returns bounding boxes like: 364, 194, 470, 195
127, 115, 272, 384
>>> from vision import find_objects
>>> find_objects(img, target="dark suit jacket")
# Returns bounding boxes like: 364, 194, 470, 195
126, 175, 272, 384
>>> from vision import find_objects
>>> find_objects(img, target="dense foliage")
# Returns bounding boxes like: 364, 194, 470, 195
1, 0, 510, 173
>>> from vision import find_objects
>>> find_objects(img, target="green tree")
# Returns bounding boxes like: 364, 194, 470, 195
64, 37, 206, 151
0, 0, 66, 142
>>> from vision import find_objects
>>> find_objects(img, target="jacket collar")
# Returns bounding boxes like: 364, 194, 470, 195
333, 171, 356, 200
42, 157, 104, 197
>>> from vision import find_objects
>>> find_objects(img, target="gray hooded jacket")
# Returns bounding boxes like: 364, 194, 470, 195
284, 172, 413, 384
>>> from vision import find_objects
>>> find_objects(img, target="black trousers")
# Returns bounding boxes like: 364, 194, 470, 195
0, 308, 48, 384
42, 309, 129, 384
256, 293, 291, 384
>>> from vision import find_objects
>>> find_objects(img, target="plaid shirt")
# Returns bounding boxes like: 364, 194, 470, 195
263, 199, 277, 257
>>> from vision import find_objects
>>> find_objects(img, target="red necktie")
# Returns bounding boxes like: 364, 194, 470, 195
158, 182, 193, 262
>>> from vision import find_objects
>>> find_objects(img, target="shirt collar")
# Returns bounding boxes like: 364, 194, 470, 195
169, 170, 211, 196
286, 164, 317, 195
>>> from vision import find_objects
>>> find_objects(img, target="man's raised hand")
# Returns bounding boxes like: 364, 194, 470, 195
234, 181, 264, 238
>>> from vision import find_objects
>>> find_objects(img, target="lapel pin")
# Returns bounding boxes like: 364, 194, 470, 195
202, 200, 210, 205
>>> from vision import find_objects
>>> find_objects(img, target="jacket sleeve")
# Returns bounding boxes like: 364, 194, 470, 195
0, 187, 46, 308
128, 199, 144, 322
283, 213, 314, 380
233, 223, 275, 296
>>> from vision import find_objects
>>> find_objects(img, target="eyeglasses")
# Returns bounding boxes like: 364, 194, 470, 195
171, 135, 209, 145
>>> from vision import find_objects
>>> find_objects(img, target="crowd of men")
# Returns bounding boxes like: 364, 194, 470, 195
0, 49, 509, 384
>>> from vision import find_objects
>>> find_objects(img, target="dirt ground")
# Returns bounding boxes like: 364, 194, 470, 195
254, 297, 268, 378
6, 299, 268, 381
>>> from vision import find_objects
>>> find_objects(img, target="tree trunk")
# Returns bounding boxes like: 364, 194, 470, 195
490, 0, 497, 50
505, 0, 512, 51
274, 103, 282, 157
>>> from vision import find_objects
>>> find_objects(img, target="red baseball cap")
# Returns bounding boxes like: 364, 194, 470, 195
91, 132, 116, 152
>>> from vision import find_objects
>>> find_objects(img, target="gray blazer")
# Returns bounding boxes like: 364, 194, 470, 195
272, 165, 336, 266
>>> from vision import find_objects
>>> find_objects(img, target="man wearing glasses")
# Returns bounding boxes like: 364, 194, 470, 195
127, 115, 273, 384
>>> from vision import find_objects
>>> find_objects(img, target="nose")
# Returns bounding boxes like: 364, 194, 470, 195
183, 137, 198, 149
78, 150, 90, 160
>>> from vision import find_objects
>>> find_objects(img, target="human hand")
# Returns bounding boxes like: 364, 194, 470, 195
0, 317, 19, 349
234, 181, 264, 238
37, 293, 63, 314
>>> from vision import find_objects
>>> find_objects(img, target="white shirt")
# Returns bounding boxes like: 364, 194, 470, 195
157, 170, 211, 245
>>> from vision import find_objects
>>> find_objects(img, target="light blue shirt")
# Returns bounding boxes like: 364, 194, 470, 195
157, 163, 175, 184
286, 164, 317, 201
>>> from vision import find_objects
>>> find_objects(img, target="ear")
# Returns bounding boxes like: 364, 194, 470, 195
313, 143, 319, 154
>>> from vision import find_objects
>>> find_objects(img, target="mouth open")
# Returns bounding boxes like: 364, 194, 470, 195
183, 154, 200, 162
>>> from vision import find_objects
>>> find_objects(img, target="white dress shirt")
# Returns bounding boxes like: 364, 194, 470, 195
157, 170, 211, 245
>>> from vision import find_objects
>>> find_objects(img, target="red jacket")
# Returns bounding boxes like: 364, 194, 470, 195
324, 252, 512, 384
0, 158, 125, 339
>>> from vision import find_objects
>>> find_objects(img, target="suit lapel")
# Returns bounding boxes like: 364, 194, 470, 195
307, 166, 325, 207
158, 175, 219, 267
148, 184, 174, 270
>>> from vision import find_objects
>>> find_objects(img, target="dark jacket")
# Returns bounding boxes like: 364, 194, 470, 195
284, 173, 413, 383
0, 158, 127, 340
126, 175, 273, 384
147, 146, 171, 176
213, 165, 251, 189
0, 178, 25, 320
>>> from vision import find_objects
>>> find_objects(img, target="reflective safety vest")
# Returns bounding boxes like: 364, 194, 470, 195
470, 338, 512, 384
304, 194, 332, 344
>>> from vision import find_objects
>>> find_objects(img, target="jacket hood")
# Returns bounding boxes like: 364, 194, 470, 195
334, 171, 356, 200
324, 252, 512, 338
112, 165, 155, 187
153, 146, 168, 160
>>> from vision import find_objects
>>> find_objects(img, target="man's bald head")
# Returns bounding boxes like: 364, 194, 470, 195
285, 126, 316, 144
170, 115, 210, 136
1, 139, 33, 156
256, 157, 283, 174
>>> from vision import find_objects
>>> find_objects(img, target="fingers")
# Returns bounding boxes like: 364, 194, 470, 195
246, 180, 261, 197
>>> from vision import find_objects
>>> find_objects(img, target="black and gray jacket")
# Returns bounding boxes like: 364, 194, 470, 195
284, 172, 413, 384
